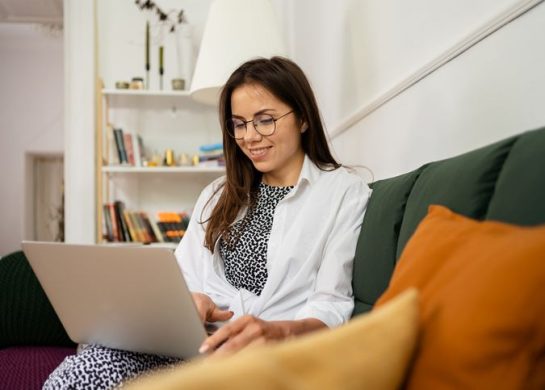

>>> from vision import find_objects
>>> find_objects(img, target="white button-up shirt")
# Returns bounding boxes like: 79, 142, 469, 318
174, 156, 370, 328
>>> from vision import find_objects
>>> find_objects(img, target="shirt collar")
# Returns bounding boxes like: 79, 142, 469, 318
295, 154, 322, 188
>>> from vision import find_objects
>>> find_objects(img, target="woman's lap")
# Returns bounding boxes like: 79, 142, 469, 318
43, 344, 182, 389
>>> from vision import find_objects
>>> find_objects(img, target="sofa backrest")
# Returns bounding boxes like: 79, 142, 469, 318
352, 126, 545, 316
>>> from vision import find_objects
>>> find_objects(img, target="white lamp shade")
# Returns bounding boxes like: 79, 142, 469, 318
190, 0, 287, 105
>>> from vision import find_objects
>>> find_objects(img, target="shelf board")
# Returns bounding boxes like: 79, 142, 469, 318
97, 242, 178, 250
102, 89, 192, 98
102, 166, 225, 174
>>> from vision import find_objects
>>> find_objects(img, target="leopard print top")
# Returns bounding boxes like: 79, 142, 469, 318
219, 182, 293, 296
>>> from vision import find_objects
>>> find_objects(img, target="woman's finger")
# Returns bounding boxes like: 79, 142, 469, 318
212, 318, 268, 354
199, 322, 237, 353
208, 307, 234, 323
199, 315, 253, 353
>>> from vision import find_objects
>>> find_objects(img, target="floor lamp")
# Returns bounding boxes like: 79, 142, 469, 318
190, 0, 287, 105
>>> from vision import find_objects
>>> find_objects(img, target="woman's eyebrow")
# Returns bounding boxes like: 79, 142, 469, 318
231, 108, 276, 119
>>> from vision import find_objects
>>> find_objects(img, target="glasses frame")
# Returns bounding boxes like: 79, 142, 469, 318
226, 110, 294, 140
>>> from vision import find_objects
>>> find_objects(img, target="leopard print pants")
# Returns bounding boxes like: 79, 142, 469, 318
43, 344, 182, 389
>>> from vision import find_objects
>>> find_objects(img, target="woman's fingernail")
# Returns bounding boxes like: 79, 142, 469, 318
199, 344, 209, 354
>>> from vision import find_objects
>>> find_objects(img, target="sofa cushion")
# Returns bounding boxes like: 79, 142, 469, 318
126, 289, 420, 390
396, 135, 516, 258
0, 346, 75, 390
376, 205, 545, 389
352, 168, 424, 316
486, 126, 545, 225
0, 251, 74, 347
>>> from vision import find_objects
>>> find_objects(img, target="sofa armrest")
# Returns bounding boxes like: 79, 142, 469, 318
0, 250, 75, 348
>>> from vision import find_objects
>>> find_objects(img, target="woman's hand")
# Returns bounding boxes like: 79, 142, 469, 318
199, 315, 326, 356
191, 292, 233, 323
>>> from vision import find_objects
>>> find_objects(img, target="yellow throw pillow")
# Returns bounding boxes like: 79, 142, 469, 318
127, 288, 419, 390
376, 205, 545, 389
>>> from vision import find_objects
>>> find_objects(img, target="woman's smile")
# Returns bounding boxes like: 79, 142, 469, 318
248, 146, 273, 159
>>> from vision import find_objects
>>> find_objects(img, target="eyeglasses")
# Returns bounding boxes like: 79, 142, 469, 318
226, 111, 294, 140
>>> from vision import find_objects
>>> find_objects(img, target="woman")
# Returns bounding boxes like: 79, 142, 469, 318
44, 57, 370, 389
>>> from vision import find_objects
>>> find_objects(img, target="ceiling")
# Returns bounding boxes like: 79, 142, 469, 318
0, 0, 63, 24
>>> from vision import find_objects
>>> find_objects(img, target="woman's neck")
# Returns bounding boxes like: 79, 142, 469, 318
262, 155, 305, 187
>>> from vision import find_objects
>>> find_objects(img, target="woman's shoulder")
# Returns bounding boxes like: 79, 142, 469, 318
195, 175, 227, 211
316, 163, 369, 191
202, 175, 227, 195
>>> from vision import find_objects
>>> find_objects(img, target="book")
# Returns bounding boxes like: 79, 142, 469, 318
156, 212, 189, 243
103, 204, 114, 241
155, 220, 170, 242
136, 212, 151, 243
133, 134, 144, 167
199, 142, 223, 153
113, 128, 129, 164
114, 200, 132, 242
131, 211, 152, 243
106, 125, 120, 165
148, 217, 164, 243
123, 210, 139, 243
140, 212, 159, 243
197, 141, 224, 167
123, 132, 135, 166
107, 203, 120, 241
129, 211, 149, 244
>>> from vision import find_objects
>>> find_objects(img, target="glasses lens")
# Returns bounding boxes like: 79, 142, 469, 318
226, 118, 246, 139
254, 114, 275, 136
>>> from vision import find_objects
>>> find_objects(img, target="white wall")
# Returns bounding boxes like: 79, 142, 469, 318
63, 0, 545, 242
97, 0, 213, 91
333, 1, 545, 179
0, 23, 63, 255
285, 0, 545, 180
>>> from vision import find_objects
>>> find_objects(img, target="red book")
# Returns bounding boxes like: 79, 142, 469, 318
123, 133, 135, 166
108, 203, 120, 241
102, 204, 114, 242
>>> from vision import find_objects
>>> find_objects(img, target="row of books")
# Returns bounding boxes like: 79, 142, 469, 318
102, 201, 190, 244
106, 127, 226, 168
107, 126, 144, 166
196, 142, 225, 167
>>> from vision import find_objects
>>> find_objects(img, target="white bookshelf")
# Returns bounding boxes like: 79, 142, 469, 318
96, 86, 224, 243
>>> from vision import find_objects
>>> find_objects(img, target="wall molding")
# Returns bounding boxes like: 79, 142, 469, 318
329, 0, 544, 139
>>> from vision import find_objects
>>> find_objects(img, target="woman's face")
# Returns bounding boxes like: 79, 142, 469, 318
230, 83, 306, 187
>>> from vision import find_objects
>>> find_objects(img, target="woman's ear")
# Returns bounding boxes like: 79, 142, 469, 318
301, 122, 309, 133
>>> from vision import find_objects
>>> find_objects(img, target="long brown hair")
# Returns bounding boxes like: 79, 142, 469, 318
203, 56, 339, 252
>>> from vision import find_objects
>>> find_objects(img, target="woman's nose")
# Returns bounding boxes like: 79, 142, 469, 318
243, 122, 262, 142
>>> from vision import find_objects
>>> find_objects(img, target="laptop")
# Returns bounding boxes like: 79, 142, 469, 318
22, 241, 209, 359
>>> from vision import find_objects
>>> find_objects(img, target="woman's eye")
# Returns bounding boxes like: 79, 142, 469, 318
257, 117, 274, 126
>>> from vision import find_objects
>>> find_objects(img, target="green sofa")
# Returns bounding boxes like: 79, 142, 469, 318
1, 126, 544, 388
352, 125, 545, 315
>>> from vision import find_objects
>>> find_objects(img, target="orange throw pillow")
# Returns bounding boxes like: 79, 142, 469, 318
376, 205, 545, 389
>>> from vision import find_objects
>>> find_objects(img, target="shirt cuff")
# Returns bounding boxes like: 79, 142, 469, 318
293, 300, 354, 328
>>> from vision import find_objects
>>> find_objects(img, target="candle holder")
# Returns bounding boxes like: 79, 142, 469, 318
171, 78, 185, 91
145, 21, 150, 89
159, 46, 164, 90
